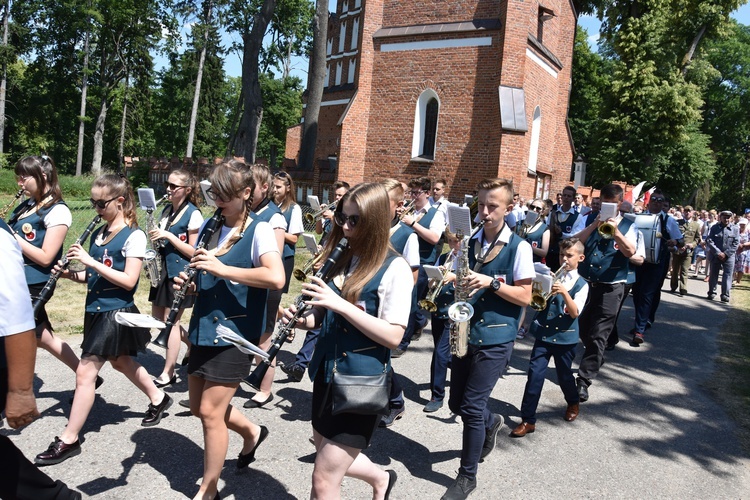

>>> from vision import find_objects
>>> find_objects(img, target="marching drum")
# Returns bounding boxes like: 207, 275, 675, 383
634, 214, 662, 264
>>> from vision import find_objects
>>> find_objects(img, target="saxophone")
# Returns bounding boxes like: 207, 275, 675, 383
0, 189, 24, 220
144, 195, 168, 288
448, 220, 485, 358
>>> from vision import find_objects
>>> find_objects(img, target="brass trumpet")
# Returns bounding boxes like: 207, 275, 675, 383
304, 201, 337, 225
418, 254, 456, 312
398, 199, 415, 221
530, 264, 569, 311
598, 221, 616, 239
293, 251, 325, 281
0, 189, 24, 220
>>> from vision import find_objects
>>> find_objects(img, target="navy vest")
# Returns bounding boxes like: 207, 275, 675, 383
86, 225, 140, 313
416, 207, 440, 265
159, 202, 201, 279
579, 217, 634, 283
389, 222, 414, 256
530, 275, 586, 345
524, 222, 548, 263
308, 254, 398, 383
188, 219, 268, 347
280, 204, 296, 259
10, 200, 67, 284
466, 231, 524, 346
549, 210, 580, 254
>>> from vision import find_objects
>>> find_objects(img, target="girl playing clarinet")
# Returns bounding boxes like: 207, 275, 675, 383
282, 182, 412, 499
35, 174, 172, 466
179, 160, 284, 500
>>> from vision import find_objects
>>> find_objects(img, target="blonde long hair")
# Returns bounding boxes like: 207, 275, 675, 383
322, 182, 393, 303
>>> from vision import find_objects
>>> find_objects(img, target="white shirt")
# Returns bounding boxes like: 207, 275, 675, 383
214, 221, 279, 267
0, 227, 36, 336
92, 227, 147, 259
473, 224, 536, 282
42, 203, 73, 228
286, 204, 304, 235
547, 206, 579, 239
415, 204, 446, 236
401, 233, 421, 268
561, 268, 589, 313
347, 255, 414, 328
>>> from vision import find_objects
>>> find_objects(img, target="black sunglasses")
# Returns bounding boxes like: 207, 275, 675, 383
334, 212, 360, 228
651, 197, 665, 202
530, 205, 544, 212
164, 182, 186, 191
89, 196, 119, 209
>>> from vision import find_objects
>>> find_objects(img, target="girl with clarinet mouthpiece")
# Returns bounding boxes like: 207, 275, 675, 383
176, 160, 284, 500
281, 182, 413, 499
148, 169, 204, 387
9, 155, 82, 390
34, 174, 173, 467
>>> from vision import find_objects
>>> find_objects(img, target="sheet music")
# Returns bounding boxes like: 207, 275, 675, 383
307, 195, 322, 211
302, 233, 319, 254
523, 211, 539, 226
463, 194, 474, 207
114, 312, 166, 329
448, 205, 473, 236
137, 188, 158, 211
423, 265, 445, 281
600, 202, 618, 220
216, 325, 270, 359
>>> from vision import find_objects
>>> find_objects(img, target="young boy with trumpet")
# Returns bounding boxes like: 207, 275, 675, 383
511, 238, 588, 437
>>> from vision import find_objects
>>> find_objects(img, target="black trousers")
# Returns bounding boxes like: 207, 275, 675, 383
577, 282, 624, 384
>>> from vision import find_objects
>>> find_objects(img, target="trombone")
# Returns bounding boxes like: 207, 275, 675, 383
293, 251, 325, 281
304, 201, 337, 225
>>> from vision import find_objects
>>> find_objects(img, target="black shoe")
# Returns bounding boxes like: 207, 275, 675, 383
576, 378, 589, 403
35, 437, 81, 466
379, 406, 405, 428
237, 425, 269, 468
411, 326, 423, 342
154, 374, 177, 388
142, 394, 173, 426
280, 363, 305, 382
391, 348, 405, 359
707, 293, 716, 300
721, 295, 730, 303
243, 393, 274, 409
441, 473, 477, 500
480, 414, 504, 459
181, 354, 190, 366
384, 469, 397, 500
178, 399, 191, 409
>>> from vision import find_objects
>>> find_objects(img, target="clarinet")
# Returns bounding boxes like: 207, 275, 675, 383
244, 237, 349, 390
32, 215, 102, 319
152, 208, 224, 349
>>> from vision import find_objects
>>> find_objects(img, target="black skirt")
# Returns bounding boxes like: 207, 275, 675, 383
281, 255, 294, 293
81, 305, 151, 358
187, 345, 252, 384
147, 263, 196, 309
311, 370, 380, 450
28, 282, 52, 336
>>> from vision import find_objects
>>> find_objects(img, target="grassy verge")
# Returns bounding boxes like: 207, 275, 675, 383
704, 279, 750, 452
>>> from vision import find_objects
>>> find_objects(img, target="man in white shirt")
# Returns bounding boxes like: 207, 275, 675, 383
547, 186, 581, 271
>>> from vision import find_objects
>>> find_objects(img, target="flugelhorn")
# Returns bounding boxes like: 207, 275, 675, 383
32, 215, 102, 319
530, 263, 569, 311
304, 201, 337, 225
244, 237, 349, 391
418, 253, 456, 312
293, 251, 325, 281
0, 189, 24, 220
152, 208, 224, 349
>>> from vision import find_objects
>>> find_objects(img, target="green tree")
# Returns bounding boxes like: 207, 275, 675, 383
255, 73, 302, 167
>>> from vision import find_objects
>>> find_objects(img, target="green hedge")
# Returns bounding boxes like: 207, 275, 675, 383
0, 169, 95, 200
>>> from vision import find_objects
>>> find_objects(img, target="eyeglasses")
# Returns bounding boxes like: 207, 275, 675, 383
409, 190, 425, 196
651, 197, 665, 202
16, 175, 31, 182
164, 182, 186, 191
334, 212, 360, 228
530, 205, 544, 212
89, 196, 119, 209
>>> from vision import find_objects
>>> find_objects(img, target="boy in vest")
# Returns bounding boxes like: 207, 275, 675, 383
511, 238, 588, 437
573, 183, 637, 402
441, 178, 534, 500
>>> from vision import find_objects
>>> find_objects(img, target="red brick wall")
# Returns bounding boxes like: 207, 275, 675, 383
381, 0, 504, 27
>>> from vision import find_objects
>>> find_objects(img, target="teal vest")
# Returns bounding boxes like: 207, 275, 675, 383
389, 221, 414, 256
188, 219, 267, 347
10, 200, 66, 284
86, 225, 139, 313
417, 207, 439, 265
579, 218, 634, 283
466, 231, 524, 346
524, 222, 548, 263
434, 252, 456, 319
530, 275, 586, 345
549, 211, 580, 254
280, 204, 296, 259
160, 202, 200, 279
308, 254, 397, 383
253, 199, 282, 224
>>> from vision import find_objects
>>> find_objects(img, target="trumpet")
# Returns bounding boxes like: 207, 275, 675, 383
418, 253, 456, 312
304, 201, 337, 225
530, 264, 569, 311
293, 251, 325, 281
598, 221, 616, 239
0, 189, 24, 220
398, 199, 415, 221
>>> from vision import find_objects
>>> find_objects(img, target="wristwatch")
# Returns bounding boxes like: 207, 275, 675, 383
490, 278, 501, 291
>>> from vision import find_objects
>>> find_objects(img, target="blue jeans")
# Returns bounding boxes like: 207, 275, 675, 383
429, 316, 451, 401
520, 340, 578, 423
293, 328, 320, 370
448, 342, 513, 479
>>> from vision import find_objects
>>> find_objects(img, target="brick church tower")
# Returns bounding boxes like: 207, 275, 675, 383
285, 0, 578, 202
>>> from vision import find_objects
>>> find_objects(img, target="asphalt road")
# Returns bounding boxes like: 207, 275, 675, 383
4, 274, 749, 499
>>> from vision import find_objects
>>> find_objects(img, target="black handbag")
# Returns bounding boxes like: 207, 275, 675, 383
330, 360, 392, 416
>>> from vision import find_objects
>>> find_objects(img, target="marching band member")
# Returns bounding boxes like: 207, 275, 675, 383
8, 156, 81, 385
515, 198, 550, 339
546, 186, 581, 271
179, 161, 284, 500
573, 183, 637, 402
272, 171, 304, 299
315, 180, 350, 247
148, 169, 204, 387
35, 174, 172, 466
282, 182, 410, 500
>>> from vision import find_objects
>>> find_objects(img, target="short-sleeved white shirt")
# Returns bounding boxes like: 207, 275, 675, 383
415, 205, 446, 237
473, 224, 536, 282
121, 229, 147, 259
214, 220, 279, 267
401, 233, 420, 268
0, 228, 35, 337
42, 203, 73, 229
345, 255, 413, 328
286, 204, 304, 235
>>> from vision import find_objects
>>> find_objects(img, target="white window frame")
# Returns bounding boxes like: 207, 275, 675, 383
348, 59, 356, 84
411, 89, 440, 159
528, 106, 542, 175
325, 64, 330, 88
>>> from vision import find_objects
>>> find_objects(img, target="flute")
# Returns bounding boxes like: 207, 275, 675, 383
32, 215, 102, 319
152, 208, 224, 349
